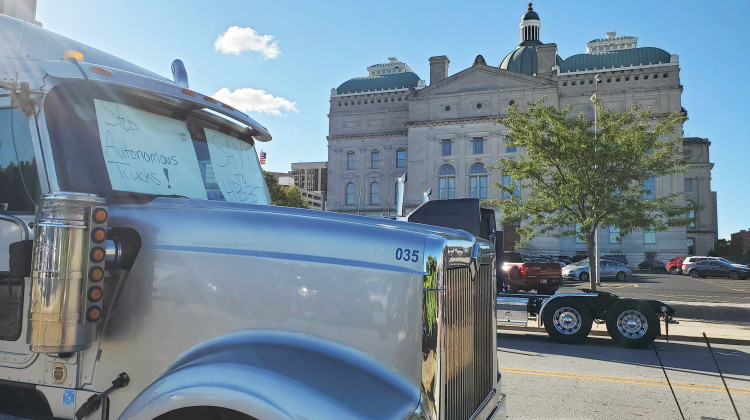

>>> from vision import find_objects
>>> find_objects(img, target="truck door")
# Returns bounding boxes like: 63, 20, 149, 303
0, 107, 41, 368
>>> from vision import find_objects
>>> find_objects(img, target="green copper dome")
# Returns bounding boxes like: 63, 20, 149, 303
560, 47, 671, 73
500, 45, 563, 76
336, 72, 421, 95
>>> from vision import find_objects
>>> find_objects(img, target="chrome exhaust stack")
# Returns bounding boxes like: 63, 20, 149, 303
28, 192, 108, 353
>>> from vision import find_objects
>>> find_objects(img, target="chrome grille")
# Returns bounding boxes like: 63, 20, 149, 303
444, 265, 494, 419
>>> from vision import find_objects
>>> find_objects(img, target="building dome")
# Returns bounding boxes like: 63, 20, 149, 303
336, 72, 422, 95
500, 46, 562, 76
522, 8, 539, 21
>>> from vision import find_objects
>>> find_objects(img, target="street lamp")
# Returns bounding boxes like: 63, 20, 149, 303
590, 74, 602, 289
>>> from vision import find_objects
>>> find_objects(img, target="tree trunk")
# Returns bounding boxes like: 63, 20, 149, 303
586, 230, 597, 291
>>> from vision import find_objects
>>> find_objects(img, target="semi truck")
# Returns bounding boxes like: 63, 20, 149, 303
0, 15, 503, 420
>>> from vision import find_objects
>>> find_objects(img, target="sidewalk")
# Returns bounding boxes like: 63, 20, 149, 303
665, 300, 750, 323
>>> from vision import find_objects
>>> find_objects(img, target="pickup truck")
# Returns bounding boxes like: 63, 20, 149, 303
501, 252, 562, 294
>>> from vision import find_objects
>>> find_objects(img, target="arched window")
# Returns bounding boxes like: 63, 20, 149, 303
469, 163, 488, 199
643, 175, 655, 200
686, 200, 696, 228
370, 182, 380, 204
438, 165, 456, 199
346, 183, 356, 205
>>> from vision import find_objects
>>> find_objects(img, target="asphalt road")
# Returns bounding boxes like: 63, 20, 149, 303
498, 329, 750, 419
558, 270, 750, 304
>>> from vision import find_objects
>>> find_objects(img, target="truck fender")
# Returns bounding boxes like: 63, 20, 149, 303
120, 331, 419, 420
536, 293, 597, 327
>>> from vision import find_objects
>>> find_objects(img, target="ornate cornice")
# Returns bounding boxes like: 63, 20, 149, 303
407, 116, 501, 128
327, 131, 408, 141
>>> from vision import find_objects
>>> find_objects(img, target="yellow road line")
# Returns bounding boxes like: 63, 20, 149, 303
499, 367, 750, 395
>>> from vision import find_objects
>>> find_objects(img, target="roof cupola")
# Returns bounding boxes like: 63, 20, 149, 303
520, 2, 541, 45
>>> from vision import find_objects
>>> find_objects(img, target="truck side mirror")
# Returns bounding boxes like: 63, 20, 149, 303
9, 240, 33, 279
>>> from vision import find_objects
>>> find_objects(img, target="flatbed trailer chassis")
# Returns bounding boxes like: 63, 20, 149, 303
497, 290, 676, 348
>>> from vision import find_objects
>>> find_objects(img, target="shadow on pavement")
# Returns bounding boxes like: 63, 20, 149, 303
497, 332, 750, 380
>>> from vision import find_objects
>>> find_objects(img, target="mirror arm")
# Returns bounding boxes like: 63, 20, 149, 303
0, 213, 30, 241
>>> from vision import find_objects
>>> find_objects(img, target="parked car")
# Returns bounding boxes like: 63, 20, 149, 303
682, 256, 749, 275
570, 254, 588, 263
685, 260, 750, 279
666, 257, 684, 274
562, 259, 632, 282
603, 254, 630, 267
501, 251, 563, 294
638, 259, 666, 271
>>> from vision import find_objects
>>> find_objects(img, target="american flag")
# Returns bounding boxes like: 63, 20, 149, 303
259, 151, 267, 165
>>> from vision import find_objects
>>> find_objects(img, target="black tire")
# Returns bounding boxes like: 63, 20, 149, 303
542, 298, 593, 344
689, 269, 700, 278
669, 267, 679, 275
579, 272, 589, 283
615, 271, 627, 281
729, 271, 741, 280
605, 300, 659, 348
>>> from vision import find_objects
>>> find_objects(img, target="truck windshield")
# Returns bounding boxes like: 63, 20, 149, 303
44, 83, 270, 205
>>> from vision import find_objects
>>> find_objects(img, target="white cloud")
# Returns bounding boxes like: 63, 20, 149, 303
214, 26, 281, 59
213, 87, 297, 116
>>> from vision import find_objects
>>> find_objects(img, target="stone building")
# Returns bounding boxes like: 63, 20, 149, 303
326, 3, 717, 262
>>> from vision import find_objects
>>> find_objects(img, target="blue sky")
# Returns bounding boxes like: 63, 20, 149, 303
36, 0, 749, 239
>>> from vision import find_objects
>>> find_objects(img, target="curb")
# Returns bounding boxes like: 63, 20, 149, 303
496, 325, 750, 346
664, 301, 750, 323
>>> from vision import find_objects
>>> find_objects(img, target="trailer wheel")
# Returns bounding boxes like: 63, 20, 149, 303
542, 298, 593, 344
606, 300, 659, 348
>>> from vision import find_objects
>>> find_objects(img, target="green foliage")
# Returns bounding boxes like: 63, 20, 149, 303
708, 239, 732, 257
486, 98, 690, 287
263, 171, 309, 208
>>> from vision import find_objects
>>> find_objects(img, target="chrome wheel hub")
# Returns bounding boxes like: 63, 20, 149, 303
617, 310, 648, 339
553, 307, 582, 335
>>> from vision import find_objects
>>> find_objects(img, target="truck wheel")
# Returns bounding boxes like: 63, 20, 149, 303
605, 300, 659, 348
542, 298, 593, 344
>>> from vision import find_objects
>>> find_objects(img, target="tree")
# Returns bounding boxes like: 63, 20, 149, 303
263, 171, 309, 208
489, 98, 691, 290
708, 239, 731, 257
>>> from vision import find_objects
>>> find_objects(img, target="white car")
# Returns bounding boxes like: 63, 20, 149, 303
562, 259, 633, 282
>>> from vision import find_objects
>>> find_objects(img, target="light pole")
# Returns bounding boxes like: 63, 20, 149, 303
590, 74, 602, 289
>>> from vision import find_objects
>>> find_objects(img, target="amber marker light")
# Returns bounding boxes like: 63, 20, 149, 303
89, 266, 104, 282
182, 88, 197, 97
93, 208, 108, 223
88, 287, 103, 302
90, 247, 105, 263
91, 227, 106, 243
86, 306, 101, 322
222, 103, 234, 111
63, 50, 83, 62
203, 96, 217, 104
90, 67, 112, 77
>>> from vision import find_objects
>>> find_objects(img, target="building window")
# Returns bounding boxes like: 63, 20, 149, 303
502, 175, 520, 199
684, 177, 693, 192
472, 138, 484, 155
644, 230, 656, 244
371, 151, 380, 169
505, 137, 517, 153
686, 200, 696, 228
575, 223, 585, 243
346, 183, 356, 205
346, 152, 355, 170
609, 226, 620, 244
441, 139, 452, 156
396, 149, 406, 168
687, 238, 695, 255
370, 182, 379, 204
438, 165, 456, 199
469, 163, 488, 199
643, 175, 655, 200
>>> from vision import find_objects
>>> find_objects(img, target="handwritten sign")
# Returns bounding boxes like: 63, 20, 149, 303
94, 99, 207, 199
205, 128, 269, 204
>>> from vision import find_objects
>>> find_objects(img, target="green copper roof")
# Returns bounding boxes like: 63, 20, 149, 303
560, 47, 671, 73
589, 35, 636, 43
336, 72, 421, 94
500, 45, 563, 76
